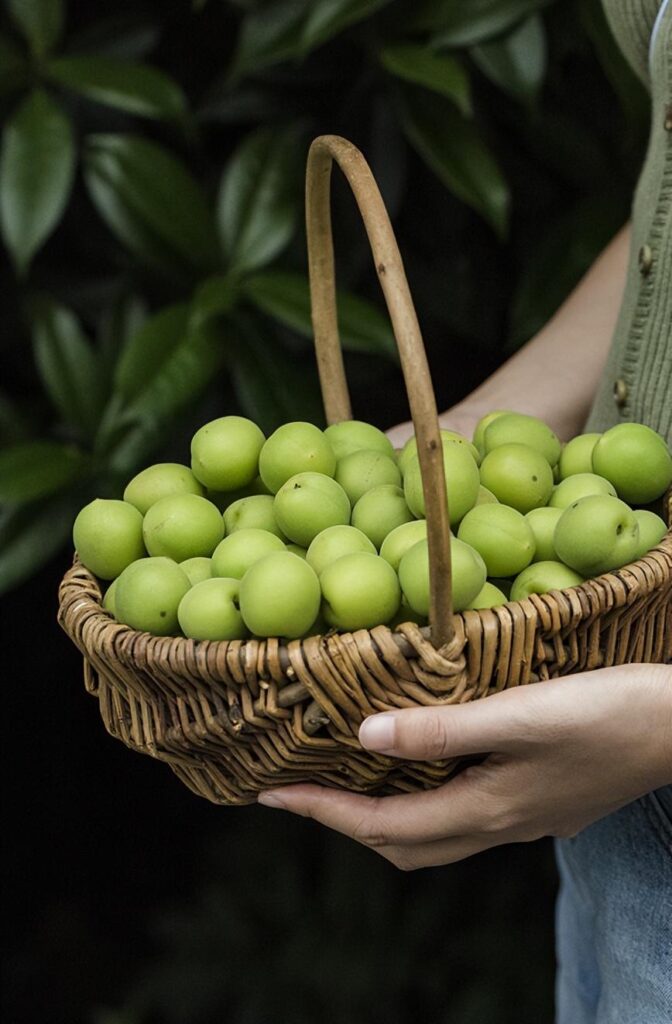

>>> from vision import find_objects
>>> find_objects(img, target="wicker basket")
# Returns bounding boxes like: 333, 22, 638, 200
58, 135, 672, 806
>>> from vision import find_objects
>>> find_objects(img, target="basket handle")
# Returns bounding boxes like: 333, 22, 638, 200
305, 134, 455, 650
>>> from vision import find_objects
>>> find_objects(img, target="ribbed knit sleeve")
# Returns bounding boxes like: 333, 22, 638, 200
585, 1, 672, 444
602, 0, 662, 86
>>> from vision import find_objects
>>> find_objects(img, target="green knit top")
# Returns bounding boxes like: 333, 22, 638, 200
584, 0, 671, 444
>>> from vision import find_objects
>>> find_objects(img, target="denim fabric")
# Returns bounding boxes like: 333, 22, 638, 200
555, 786, 672, 1023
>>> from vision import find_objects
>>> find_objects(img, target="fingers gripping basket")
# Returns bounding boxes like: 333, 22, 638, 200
58, 135, 672, 806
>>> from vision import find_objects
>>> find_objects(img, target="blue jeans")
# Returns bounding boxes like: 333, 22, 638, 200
555, 786, 672, 1023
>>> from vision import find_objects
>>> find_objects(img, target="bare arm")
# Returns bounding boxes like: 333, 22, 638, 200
387, 223, 631, 447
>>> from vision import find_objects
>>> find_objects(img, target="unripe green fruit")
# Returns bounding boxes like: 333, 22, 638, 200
223, 495, 284, 538
403, 445, 480, 524
554, 495, 641, 576
306, 525, 375, 576
379, 519, 428, 571
191, 416, 265, 491
457, 504, 535, 577
259, 422, 336, 493
274, 472, 350, 546
179, 556, 213, 586
115, 557, 191, 635
320, 552, 400, 631
558, 433, 602, 479
324, 420, 393, 460
483, 412, 561, 467
239, 551, 321, 638
510, 561, 585, 602
73, 498, 145, 580
591, 423, 672, 504
286, 543, 307, 558
143, 493, 224, 561
466, 581, 508, 609
211, 528, 284, 579
549, 473, 616, 509
207, 475, 271, 511
632, 510, 668, 559
473, 410, 512, 453
398, 537, 486, 615
124, 463, 205, 514
476, 485, 499, 505
351, 484, 413, 549
334, 449, 401, 504
398, 430, 480, 476
479, 443, 554, 513
102, 577, 118, 616
525, 507, 563, 562
177, 577, 247, 641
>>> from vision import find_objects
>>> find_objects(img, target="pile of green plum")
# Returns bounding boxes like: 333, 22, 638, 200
72, 412, 672, 641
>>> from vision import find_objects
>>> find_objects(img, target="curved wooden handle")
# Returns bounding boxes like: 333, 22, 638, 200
305, 134, 455, 649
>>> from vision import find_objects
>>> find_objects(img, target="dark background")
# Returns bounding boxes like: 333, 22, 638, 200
1, 0, 649, 1021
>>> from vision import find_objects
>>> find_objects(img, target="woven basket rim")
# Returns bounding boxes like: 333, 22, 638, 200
59, 518, 672, 662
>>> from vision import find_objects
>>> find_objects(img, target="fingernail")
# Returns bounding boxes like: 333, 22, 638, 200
359, 713, 396, 752
258, 792, 286, 809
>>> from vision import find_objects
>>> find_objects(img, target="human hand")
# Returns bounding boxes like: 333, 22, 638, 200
257, 664, 672, 869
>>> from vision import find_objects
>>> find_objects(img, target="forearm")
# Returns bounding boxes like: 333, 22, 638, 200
446, 223, 631, 441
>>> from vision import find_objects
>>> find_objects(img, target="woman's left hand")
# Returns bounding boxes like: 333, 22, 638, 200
257, 664, 672, 869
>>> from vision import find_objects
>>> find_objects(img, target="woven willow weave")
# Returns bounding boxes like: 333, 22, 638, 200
58, 136, 672, 805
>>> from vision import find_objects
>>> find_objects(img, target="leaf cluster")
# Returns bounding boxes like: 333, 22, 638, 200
0, 0, 647, 592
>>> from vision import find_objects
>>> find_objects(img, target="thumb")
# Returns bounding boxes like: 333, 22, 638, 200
358, 688, 534, 760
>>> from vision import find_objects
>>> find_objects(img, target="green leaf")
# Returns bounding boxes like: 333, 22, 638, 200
412, 0, 552, 48
83, 134, 220, 278
243, 270, 398, 358
98, 293, 147, 376
231, 319, 324, 433
7, 0, 63, 57
32, 301, 105, 435
113, 303, 191, 402
0, 440, 85, 504
190, 275, 239, 328
0, 33, 29, 97
399, 89, 509, 237
0, 488, 81, 596
300, 0, 394, 54
217, 126, 303, 276
471, 14, 546, 104
379, 45, 472, 115
0, 90, 75, 274
46, 56, 187, 120
66, 14, 160, 61
229, 0, 310, 80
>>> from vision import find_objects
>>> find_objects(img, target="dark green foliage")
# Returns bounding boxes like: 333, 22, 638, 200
0, 0, 647, 602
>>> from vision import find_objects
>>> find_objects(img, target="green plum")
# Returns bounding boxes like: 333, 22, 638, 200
324, 420, 394, 460
124, 463, 204, 514
549, 472, 616, 509
554, 495, 641, 576
306, 525, 376, 576
591, 423, 672, 504
457, 503, 535, 577
380, 519, 428, 571
73, 498, 145, 580
466, 581, 508, 609
273, 472, 350, 547
483, 412, 561, 467
334, 449, 401, 504
398, 537, 486, 616
177, 577, 247, 641
239, 551, 321, 638
403, 444, 480, 525
143, 493, 224, 561
211, 528, 284, 579
480, 443, 554, 513
525, 507, 563, 562
259, 422, 336, 493
351, 484, 414, 549
319, 552, 400, 631
179, 556, 213, 586
558, 433, 602, 479
191, 416, 265, 491
510, 561, 585, 601
115, 557, 191, 636
223, 494, 285, 538
632, 510, 668, 559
